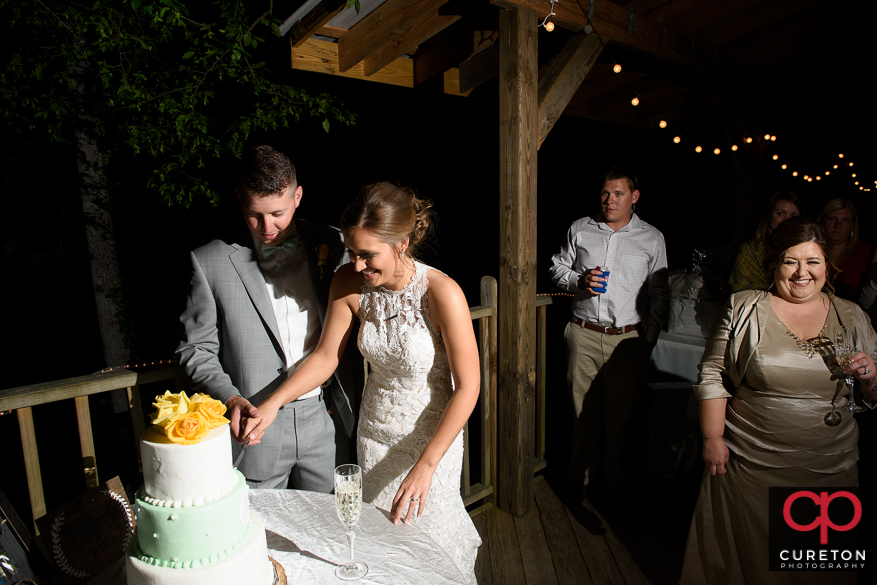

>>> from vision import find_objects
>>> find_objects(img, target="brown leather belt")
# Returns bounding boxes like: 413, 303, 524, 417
571, 317, 640, 335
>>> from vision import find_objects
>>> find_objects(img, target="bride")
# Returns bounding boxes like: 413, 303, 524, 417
241, 181, 482, 582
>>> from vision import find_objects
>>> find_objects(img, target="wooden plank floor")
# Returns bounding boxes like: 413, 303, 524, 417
471, 474, 690, 585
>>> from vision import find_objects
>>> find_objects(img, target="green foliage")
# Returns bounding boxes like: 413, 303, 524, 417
0, 0, 357, 207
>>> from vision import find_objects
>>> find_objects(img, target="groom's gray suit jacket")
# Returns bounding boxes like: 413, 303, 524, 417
175, 218, 357, 481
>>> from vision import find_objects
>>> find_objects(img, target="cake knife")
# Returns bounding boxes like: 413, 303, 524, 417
233, 437, 250, 469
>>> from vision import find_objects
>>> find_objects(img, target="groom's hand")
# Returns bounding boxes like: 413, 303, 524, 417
227, 395, 261, 444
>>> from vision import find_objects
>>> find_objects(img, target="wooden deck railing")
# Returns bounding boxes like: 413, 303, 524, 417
0, 276, 554, 528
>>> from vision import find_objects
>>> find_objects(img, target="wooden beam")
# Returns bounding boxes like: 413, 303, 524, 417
287, 0, 347, 48
290, 38, 472, 96
536, 32, 604, 148
497, 4, 537, 517
413, 18, 499, 87
459, 42, 499, 93
337, 0, 460, 75
74, 395, 99, 488
17, 407, 46, 531
689, 0, 822, 47
491, 0, 696, 69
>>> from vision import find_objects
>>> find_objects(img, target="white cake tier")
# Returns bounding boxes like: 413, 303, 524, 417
141, 425, 237, 505
126, 512, 274, 585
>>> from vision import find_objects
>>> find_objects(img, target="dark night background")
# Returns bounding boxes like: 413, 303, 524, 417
1, 11, 876, 580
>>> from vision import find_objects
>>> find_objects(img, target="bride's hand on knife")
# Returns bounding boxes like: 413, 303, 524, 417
391, 460, 436, 525
239, 397, 283, 446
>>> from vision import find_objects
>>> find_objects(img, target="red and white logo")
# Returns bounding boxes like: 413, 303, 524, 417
783, 491, 862, 545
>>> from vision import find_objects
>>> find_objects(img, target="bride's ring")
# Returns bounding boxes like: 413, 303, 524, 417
410, 497, 420, 501
865, 367, 870, 375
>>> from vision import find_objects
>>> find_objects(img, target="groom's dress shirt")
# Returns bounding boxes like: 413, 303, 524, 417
255, 234, 321, 400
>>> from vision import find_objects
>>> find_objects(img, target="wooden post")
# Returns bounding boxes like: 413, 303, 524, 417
498, 4, 537, 517
16, 407, 46, 533
480, 276, 498, 504
74, 395, 99, 488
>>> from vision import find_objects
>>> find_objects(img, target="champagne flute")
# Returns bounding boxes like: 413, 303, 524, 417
834, 326, 867, 413
334, 464, 368, 581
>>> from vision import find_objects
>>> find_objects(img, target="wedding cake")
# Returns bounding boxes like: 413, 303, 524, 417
126, 391, 277, 585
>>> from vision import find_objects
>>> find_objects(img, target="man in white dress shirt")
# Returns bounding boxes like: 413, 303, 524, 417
549, 167, 669, 491
176, 145, 356, 492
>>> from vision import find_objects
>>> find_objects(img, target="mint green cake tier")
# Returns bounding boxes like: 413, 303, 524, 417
133, 470, 250, 565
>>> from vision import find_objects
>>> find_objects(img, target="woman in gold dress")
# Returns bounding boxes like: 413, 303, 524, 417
680, 217, 876, 584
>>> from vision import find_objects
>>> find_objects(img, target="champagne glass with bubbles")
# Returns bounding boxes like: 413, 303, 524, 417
334, 464, 368, 580
834, 326, 867, 413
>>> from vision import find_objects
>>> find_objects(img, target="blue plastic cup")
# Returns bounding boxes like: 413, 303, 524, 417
593, 269, 610, 293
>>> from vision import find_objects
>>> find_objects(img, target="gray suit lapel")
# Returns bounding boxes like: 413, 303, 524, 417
229, 245, 284, 353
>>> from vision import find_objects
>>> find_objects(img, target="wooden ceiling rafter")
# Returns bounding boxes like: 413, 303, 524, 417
688, 0, 823, 48
287, 0, 348, 48
491, 0, 698, 70
337, 0, 462, 76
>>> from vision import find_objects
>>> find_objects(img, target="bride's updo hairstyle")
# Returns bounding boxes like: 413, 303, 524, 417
340, 182, 435, 259
765, 216, 838, 295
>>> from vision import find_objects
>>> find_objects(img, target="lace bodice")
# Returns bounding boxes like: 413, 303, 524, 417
355, 261, 480, 584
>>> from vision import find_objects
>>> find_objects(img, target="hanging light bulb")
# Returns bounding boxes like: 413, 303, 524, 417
781, 164, 788, 169
659, 120, 667, 128
816, 176, 821, 181
613, 63, 622, 73
849, 162, 854, 167
731, 145, 738, 151
695, 146, 702, 153
673, 136, 681, 143
855, 181, 860, 185
834, 165, 839, 169
852, 173, 857, 178
825, 171, 830, 175
839, 153, 844, 158
770, 136, 776, 141
545, 20, 555, 31
631, 95, 640, 106
772, 155, 779, 160
792, 171, 798, 176
714, 148, 721, 155
745, 137, 753, 144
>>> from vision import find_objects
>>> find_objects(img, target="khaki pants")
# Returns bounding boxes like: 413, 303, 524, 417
564, 321, 652, 486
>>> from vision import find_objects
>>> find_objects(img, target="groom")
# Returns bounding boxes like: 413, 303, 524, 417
175, 145, 357, 493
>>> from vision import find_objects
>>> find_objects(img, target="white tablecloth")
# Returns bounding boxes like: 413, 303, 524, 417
250, 489, 466, 585
650, 330, 707, 383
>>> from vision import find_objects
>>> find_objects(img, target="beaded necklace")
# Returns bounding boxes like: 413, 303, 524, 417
784, 325, 828, 359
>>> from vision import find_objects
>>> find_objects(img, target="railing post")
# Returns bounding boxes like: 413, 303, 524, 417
534, 299, 551, 470
16, 407, 45, 533
480, 276, 498, 505
74, 395, 99, 488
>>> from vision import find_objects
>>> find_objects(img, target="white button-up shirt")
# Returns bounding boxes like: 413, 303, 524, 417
549, 213, 669, 343
254, 234, 322, 400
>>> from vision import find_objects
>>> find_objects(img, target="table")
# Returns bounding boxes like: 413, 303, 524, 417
250, 489, 466, 585
650, 330, 707, 383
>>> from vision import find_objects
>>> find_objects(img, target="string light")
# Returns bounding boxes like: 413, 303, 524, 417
539, 0, 558, 31
782, 164, 788, 169
673, 136, 681, 143
770, 136, 777, 141
839, 154, 844, 158
793, 171, 798, 176
834, 165, 839, 169
659, 120, 667, 128
631, 95, 640, 106
852, 173, 857, 177
772, 155, 779, 160
714, 148, 721, 155
745, 137, 753, 144
695, 146, 702, 153
614, 63, 622, 73
825, 171, 830, 175
764, 134, 771, 140
731, 145, 738, 151
816, 176, 821, 180
849, 162, 854, 167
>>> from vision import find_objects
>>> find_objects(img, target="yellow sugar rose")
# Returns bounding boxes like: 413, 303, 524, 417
165, 411, 210, 445
192, 395, 230, 428
150, 390, 192, 427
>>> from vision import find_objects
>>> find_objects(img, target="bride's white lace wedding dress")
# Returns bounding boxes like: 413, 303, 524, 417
357, 261, 481, 583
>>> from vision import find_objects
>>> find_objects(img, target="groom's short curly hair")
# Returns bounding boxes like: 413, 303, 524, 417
236, 145, 297, 198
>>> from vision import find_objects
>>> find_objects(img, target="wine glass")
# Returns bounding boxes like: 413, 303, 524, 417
334, 464, 368, 581
834, 326, 867, 413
